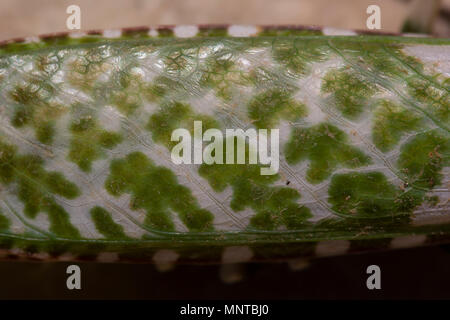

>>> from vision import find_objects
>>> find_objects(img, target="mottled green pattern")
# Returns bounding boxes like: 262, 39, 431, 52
285, 123, 371, 183
0, 30, 448, 260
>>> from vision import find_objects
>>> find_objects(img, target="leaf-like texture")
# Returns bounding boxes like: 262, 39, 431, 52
0, 26, 448, 263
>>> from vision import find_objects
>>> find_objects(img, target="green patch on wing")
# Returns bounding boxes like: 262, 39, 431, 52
68, 108, 122, 172
321, 68, 378, 118
285, 123, 371, 183
271, 38, 329, 75
407, 77, 450, 125
372, 100, 423, 152
9, 82, 67, 144
90, 206, 129, 240
0, 212, 10, 231
0, 140, 80, 238
328, 172, 401, 218
200, 57, 248, 101
398, 129, 449, 190
147, 101, 219, 148
105, 152, 214, 232
199, 136, 312, 230
247, 89, 307, 129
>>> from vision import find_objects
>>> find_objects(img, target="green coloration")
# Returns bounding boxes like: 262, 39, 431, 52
271, 39, 328, 75
45, 201, 81, 238
147, 101, 219, 148
197, 27, 228, 37
161, 47, 197, 76
322, 68, 377, 118
121, 30, 150, 40
145, 75, 186, 101
68, 110, 122, 172
285, 123, 371, 183
0, 32, 449, 261
200, 58, 248, 101
108, 72, 150, 115
66, 49, 110, 92
0, 213, 10, 231
372, 100, 422, 152
105, 152, 214, 232
35, 122, 55, 145
402, 20, 428, 34
247, 89, 307, 129
331, 41, 420, 78
398, 129, 449, 189
407, 77, 450, 124
90, 206, 129, 239
199, 136, 312, 230
157, 28, 174, 38
259, 29, 322, 37
425, 195, 440, 206
328, 172, 402, 217
0, 140, 80, 238
10, 83, 66, 144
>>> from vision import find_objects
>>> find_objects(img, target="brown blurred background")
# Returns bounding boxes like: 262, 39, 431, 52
0, 0, 449, 41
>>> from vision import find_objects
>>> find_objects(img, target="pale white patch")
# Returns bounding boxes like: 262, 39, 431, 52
103, 29, 122, 38
69, 32, 87, 39
188, 91, 220, 117
173, 25, 199, 38
24, 36, 40, 43
402, 45, 450, 77
170, 209, 189, 232
412, 209, 450, 226
322, 28, 357, 36
315, 240, 350, 257
390, 235, 427, 249
98, 105, 123, 132
23, 62, 33, 72
277, 120, 292, 145
294, 58, 344, 125
130, 66, 145, 78
228, 25, 258, 37
51, 70, 65, 84
148, 29, 159, 37
9, 224, 26, 234
222, 246, 253, 263
403, 33, 429, 38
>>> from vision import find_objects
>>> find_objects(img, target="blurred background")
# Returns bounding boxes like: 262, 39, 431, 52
0, 0, 449, 300
0, 0, 449, 41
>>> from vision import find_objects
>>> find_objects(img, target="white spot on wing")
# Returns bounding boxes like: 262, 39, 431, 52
148, 29, 158, 37
402, 45, 450, 77
69, 32, 87, 39
322, 28, 357, 36
103, 30, 122, 38
174, 25, 199, 38
228, 25, 258, 37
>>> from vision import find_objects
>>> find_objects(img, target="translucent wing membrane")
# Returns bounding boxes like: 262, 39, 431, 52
0, 26, 448, 262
